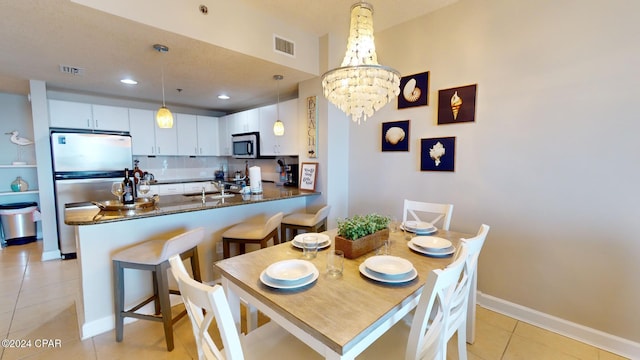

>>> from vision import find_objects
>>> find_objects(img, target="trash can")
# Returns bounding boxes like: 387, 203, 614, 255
0, 202, 38, 246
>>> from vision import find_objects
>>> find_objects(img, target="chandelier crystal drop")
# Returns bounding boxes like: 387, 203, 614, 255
321, 2, 400, 124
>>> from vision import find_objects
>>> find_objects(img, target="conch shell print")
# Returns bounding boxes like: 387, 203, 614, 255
450, 91, 462, 120
385, 127, 405, 145
429, 141, 445, 166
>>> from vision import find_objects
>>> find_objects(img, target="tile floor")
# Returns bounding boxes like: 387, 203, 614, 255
0, 241, 629, 359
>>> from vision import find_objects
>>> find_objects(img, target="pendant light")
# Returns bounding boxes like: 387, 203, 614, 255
153, 44, 174, 128
321, 2, 400, 124
273, 75, 285, 136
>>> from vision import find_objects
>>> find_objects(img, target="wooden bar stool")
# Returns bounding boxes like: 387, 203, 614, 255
222, 212, 283, 258
112, 227, 205, 351
281, 205, 330, 242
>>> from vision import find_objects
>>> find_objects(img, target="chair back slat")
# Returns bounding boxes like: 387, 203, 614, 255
169, 255, 245, 360
403, 200, 454, 230
406, 245, 468, 360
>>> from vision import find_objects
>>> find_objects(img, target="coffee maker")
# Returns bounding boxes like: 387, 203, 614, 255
284, 164, 299, 187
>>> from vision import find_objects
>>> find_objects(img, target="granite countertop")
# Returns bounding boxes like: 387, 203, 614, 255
65, 183, 318, 226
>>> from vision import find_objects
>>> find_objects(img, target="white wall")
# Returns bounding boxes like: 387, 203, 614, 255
344, 0, 640, 352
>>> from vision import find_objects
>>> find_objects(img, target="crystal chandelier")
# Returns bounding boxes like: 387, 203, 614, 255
153, 44, 174, 128
321, 2, 400, 124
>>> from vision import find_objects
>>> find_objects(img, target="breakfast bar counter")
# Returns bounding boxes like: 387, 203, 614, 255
66, 183, 320, 340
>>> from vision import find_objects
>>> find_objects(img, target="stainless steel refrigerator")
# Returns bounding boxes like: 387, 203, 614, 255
51, 131, 132, 259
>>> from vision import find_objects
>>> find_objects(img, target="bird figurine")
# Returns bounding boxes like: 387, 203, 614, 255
5, 131, 34, 146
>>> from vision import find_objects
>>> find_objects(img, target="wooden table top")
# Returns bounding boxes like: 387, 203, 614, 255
214, 228, 471, 355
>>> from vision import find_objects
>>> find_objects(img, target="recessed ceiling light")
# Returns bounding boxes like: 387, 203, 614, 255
218, 94, 230, 100
120, 78, 138, 85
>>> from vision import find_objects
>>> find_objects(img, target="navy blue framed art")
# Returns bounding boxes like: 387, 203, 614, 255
382, 120, 410, 152
398, 72, 429, 109
420, 137, 455, 171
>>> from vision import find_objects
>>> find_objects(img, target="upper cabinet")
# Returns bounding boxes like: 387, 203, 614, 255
49, 100, 129, 132
177, 114, 219, 156
129, 108, 177, 156
229, 108, 259, 135
176, 113, 198, 156
218, 116, 232, 156
196, 116, 220, 156
258, 99, 298, 156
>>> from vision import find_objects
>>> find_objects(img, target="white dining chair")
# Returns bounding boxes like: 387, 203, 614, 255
358, 245, 469, 360
402, 199, 454, 230
457, 224, 490, 345
168, 255, 322, 360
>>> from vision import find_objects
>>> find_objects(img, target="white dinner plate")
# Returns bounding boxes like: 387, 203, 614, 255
364, 255, 414, 278
403, 221, 435, 231
411, 236, 452, 251
408, 240, 455, 257
265, 259, 315, 282
359, 263, 418, 284
400, 224, 438, 235
292, 233, 331, 249
260, 267, 319, 289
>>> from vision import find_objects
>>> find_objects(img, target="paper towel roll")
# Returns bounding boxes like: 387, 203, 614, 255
249, 166, 262, 194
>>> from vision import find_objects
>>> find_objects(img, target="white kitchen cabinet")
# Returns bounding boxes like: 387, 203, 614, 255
129, 109, 157, 155
230, 108, 259, 135
196, 116, 219, 156
155, 183, 184, 195
49, 100, 92, 129
49, 100, 129, 131
258, 104, 278, 156
258, 99, 298, 156
129, 108, 177, 156
92, 104, 129, 132
176, 113, 198, 156
183, 181, 216, 194
154, 118, 178, 155
177, 114, 219, 156
218, 116, 232, 156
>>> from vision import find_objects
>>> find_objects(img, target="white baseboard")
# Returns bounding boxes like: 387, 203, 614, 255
477, 291, 640, 359
41, 248, 61, 261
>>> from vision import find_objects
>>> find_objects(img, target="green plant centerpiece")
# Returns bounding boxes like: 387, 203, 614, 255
335, 214, 390, 259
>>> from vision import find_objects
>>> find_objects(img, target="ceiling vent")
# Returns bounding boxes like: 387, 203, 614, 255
274, 35, 295, 57
59, 65, 85, 76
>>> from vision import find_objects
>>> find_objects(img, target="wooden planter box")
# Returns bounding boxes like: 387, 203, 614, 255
334, 229, 389, 259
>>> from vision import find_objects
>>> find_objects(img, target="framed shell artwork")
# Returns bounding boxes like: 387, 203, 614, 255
420, 137, 456, 172
397, 71, 429, 109
381, 120, 410, 152
437, 84, 477, 124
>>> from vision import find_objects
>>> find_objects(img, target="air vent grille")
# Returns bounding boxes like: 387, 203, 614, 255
274, 35, 295, 57
59, 65, 85, 76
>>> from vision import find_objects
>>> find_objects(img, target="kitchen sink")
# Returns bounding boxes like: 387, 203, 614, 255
209, 194, 235, 199
183, 192, 236, 201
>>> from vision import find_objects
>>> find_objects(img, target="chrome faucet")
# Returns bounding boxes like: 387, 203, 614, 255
217, 181, 225, 196
201, 186, 206, 204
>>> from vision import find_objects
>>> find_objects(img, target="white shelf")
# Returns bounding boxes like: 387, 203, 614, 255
0, 164, 37, 168
0, 190, 39, 196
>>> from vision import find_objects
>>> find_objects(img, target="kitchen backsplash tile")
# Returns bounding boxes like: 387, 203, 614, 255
133, 156, 297, 183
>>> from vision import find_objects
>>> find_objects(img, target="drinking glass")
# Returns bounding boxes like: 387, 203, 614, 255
302, 235, 319, 259
138, 179, 151, 196
111, 182, 124, 201
327, 249, 344, 277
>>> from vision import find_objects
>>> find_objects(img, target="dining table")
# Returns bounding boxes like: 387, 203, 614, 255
214, 227, 474, 360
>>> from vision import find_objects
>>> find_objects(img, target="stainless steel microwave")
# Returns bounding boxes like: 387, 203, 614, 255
232, 132, 259, 158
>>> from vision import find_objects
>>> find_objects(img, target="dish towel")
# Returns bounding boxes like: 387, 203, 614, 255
249, 166, 263, 194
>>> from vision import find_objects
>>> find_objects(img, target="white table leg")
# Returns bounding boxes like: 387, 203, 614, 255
220, 276, 242, 333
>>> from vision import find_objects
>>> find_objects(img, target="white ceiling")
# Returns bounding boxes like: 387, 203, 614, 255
0, 0, 456, 114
